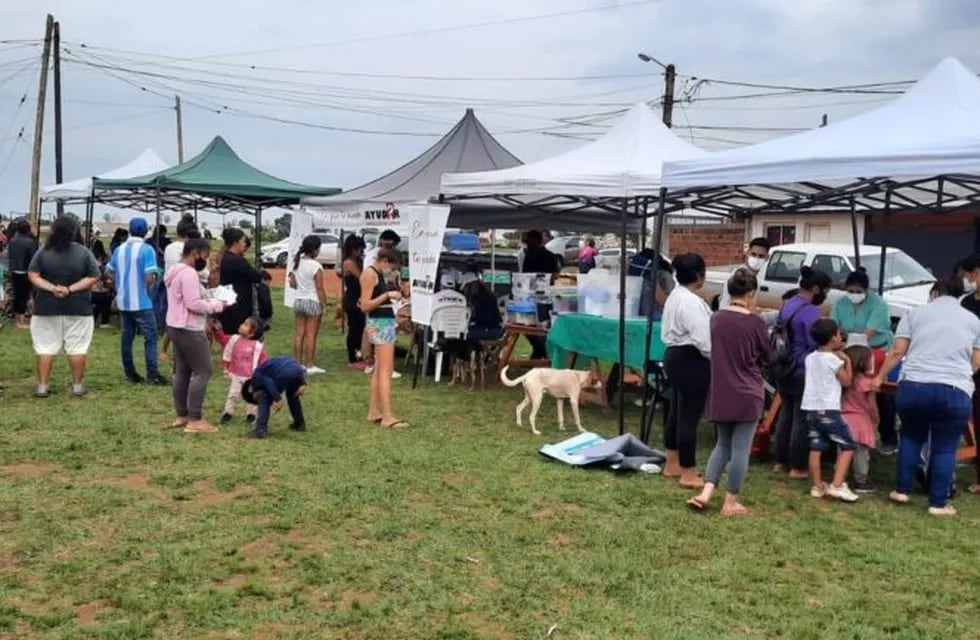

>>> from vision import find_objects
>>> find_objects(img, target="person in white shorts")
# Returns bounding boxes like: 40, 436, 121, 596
27, 216, 100, 398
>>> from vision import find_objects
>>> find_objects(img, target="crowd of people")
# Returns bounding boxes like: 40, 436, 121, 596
663, 238, 980, 517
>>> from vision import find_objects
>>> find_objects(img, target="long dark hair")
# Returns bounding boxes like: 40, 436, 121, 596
343, 234, 366, 261
845, 345, 873, 376
222, 227, 246, 249
293, 234, 322, 271
46, 216, 78, 252
91, 239, 108, 262
176, 213, 200, 240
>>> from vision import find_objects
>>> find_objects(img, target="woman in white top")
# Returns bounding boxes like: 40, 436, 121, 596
289, 235, 326, 374
660, 253, 712, 488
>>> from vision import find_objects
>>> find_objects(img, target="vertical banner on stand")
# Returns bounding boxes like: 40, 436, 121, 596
407, 203, 451, 326
283, 207, 313, 309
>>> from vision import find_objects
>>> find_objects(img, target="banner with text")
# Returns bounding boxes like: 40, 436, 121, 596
307, 201, 410, 234
406, 203, 451, 326
283, 207, 314, 309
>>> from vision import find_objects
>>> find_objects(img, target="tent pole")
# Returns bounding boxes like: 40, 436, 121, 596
255, 206, 263, 267
490, 229, 496, 291
155, 187, 162, 240
617, 199, 628, 435
193, 201, 198, 227
640, 188, 667, 444
849, 196, 861, 270
339, 229, 346, 333
879, 186, 891, 296
639, 197, 648, 250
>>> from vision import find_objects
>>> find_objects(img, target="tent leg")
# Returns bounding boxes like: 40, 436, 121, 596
255, 206, 263, 267
193, 202, 198, 227
155, 187, 162, 239
339, 230, 346, 333
849, 197, 861, 270
617, 201, 628, 436
639, 197, 648, 250
490, 229, 496, 293
85, 197, 94, 247
640, 189, 667, 445
879, 186, 891, 296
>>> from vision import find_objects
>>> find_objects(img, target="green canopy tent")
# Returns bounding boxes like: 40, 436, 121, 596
94, 136, 340, 262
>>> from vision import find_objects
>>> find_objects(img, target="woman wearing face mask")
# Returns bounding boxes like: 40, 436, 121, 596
830, 267, 897, 454
165, 238, 228, 433
773, 266, 833, 479
218, 227, 263, 335
660, 253, 712, 488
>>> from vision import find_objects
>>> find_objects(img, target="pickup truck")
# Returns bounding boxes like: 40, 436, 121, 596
700, 242, 936, 321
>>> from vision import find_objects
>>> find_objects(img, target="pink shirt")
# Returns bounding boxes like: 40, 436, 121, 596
842, 373, 877, 449
215, 328, 268, 377
164, 263, 224, 331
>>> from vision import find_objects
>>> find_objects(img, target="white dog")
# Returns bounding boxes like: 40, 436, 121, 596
500, 366, 602, 435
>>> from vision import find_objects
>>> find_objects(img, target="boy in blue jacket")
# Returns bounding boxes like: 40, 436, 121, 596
240, 357, 307, 439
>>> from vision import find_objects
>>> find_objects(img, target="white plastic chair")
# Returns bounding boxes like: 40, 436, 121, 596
425, 303, 470, 383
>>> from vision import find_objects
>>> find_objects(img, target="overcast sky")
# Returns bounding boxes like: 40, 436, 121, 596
2, 0, 979, 224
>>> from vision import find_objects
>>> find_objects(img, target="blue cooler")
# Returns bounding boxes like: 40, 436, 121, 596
506, 300, 538, 326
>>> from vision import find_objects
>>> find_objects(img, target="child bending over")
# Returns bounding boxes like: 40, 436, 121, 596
240, 356, 307, 439
214, 316, 268, 425
802, 319, 857, 502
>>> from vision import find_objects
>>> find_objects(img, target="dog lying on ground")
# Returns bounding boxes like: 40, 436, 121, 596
500, 365, 602, 435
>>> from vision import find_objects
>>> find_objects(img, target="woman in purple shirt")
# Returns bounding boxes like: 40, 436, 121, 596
688, 268, 771, 516
773, 266, 832, 478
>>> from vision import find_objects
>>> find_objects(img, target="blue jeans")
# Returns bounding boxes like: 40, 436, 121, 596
895, 381, 971, 508
120, 309, 160, 379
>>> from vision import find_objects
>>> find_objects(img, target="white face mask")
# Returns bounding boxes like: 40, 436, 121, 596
847, 292, 866, 305
746, 256, 766, 272
963, 278, 976, 294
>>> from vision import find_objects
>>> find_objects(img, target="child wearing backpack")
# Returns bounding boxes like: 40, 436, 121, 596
803, 319, 858, 503
214, 317, 268, 424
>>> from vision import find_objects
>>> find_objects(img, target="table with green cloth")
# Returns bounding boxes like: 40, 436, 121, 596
547, 313, 666, 369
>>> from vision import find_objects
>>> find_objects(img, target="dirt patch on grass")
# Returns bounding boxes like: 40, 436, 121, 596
457, 611, 513, 640
531, 503, 581, 520
339, 589, 377, 611
94, 473, 168, 499
75, 600, 111, 625
240, 537, 277, 560
440, 472, 476, 485
548, 534, 572, 549
283, 528, 332, 555
218, 573, 248, 588
193, 480, 256, 506
0, 462, 56, 477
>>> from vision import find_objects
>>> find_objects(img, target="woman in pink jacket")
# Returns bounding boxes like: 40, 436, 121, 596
164, 238, 226, 433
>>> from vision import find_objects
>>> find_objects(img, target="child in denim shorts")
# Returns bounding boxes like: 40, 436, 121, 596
802, 318, 858, 503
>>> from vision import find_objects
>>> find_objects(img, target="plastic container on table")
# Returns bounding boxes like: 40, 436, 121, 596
550, 286, 579, 314
512, 273, 550, 301
577, 269, 642, 318
506, 299, 538, 326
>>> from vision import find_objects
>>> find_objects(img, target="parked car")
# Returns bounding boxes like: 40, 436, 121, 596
259, 239, 291, 267
546, 236, 583, 267
259, 232, 341, 268
700, 242, 935, 321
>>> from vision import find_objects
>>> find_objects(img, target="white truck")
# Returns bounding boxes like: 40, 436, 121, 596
701, 242, 936, 321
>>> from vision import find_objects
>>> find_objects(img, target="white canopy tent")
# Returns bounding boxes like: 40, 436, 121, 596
662, 57, 980, 216
40, 148, 168, 202
441, 102, 713, 437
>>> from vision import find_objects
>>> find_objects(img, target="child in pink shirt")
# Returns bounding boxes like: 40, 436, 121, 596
214, 317, 268, 424
843, 344, 879, 493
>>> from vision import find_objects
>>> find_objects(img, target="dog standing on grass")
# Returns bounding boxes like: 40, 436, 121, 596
500, 365, 602, 435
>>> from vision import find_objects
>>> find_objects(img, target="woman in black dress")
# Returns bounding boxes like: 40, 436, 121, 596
218, 228, 263, 335
342, 235, 368, 369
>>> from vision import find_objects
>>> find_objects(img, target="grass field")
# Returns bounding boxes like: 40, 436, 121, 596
1, 289, 979, 639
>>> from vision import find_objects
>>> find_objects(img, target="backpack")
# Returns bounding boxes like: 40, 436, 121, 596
768, 306, 803, 383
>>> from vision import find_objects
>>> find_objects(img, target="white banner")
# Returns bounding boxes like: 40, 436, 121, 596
283, 208, 314, 309
406, 203, 451, 326
307, 202, 410, 233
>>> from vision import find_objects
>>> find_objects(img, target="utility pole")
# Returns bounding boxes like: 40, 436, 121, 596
53, 20, 64, 217
175, 95, 184, 163
821, 113, 828, 127
662, 63, 676, 128
29, 14, 54, 229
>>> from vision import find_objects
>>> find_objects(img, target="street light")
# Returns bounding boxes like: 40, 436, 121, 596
637, 52, 667, 69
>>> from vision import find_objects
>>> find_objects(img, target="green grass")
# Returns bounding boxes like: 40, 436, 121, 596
1, 289, 979, 639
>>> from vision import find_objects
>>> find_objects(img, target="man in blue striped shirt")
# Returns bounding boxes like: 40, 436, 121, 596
107, 217, 168, 385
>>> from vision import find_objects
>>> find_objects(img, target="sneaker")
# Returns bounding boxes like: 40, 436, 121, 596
809, 484, 826, 499
888, 491, 910, 504
147, 375, 171, 386
825, 483, 859, 503
391, 371, 402, 380
245, 428, 268, 439
71, 384, 87, 398
852, 480, 877, 494
771, 463, 787, 474
879, 444, 897, 456
289, 422, 307, 432
34, 385, 50, 398
364, 366, 375, 375
126, 373, 145, 384
220, 413, 233, 424
927, 504, 957, 516
245, 414, 256, 424
348, 361, 368, 371
305, 366, 326, 375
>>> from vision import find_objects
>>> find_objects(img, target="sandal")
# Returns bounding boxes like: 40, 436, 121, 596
686, 496, 708, 511
381, 420, 410, 430
721, 503, 750, 517
165, 419, 189, 430
968, 484, 980, 495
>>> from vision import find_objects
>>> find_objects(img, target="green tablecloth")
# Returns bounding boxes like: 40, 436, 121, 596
547, 313, 666, 369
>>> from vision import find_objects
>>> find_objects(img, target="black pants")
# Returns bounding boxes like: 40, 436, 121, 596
92, 291, 112, 326
11, 272, 30, 314
345, 305, 366, 363
527, 335, 548, 359
774, 389, 807, 470
877, 392, 898, 447
663, 345, 710, 468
